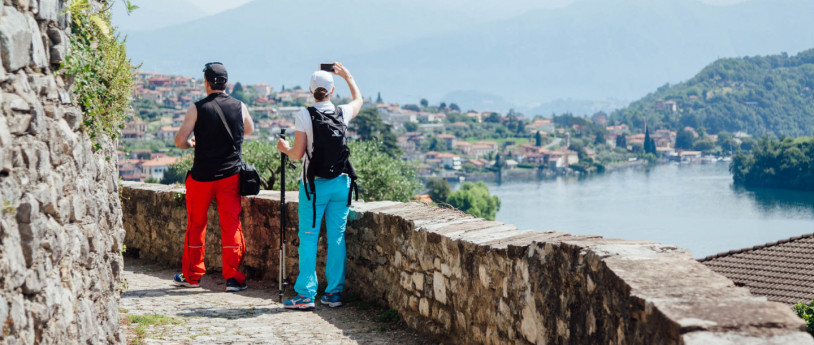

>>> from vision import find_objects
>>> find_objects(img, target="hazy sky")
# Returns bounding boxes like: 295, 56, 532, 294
192, 0, 253, 15
115, 0, 752, 31
199, 0, 751, 14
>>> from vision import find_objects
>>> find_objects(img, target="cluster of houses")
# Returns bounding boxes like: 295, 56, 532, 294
123, 72, 726, 183
117, 151, 179, 182
135, 72, 279, 109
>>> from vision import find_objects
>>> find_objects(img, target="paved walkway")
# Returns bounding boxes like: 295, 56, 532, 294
119, 258, 435, 345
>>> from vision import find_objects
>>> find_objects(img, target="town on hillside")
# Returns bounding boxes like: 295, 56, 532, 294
120, 71, 750, 183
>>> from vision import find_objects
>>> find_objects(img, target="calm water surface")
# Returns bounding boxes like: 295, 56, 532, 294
485, 163, 814, 258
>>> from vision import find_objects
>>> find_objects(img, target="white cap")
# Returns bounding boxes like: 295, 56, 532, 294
310, 70, 334, 94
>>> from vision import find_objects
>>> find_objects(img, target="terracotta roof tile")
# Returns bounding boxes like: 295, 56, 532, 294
700, 233, 814, 305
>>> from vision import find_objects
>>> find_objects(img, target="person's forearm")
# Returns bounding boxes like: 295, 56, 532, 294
346, 76, 361, 101
284, 147, 303, 160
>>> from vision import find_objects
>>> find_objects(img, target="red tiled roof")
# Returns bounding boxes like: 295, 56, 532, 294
699, 233, 814, 305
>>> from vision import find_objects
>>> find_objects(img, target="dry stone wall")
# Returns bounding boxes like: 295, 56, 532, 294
121, 182, 812, 345
0, 1, 125, 344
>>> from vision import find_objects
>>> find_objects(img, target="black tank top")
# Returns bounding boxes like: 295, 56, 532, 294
190, 93, 244, 182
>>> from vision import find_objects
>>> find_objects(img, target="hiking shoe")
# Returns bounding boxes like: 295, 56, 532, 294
173, 273, 199, 287
320, 293, 342, 308
225, 278, 248, 292
283, 295, 316, 311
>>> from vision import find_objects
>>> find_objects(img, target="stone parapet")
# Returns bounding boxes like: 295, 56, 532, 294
121, 182, 813, 345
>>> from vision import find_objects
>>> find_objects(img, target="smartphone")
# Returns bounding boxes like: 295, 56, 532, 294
320, 63, 335, 73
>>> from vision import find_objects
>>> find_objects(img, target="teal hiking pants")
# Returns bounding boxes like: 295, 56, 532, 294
294, 175, 350, 299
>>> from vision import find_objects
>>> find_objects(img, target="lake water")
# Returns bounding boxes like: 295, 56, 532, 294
485, 163, 814, 258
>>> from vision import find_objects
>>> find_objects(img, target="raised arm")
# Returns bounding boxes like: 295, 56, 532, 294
174, 105, 197, 149
333, 62, 362, 119
242, 103, 254, 135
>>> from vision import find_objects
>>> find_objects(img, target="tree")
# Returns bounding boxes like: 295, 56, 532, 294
232, 82, 247, 103
644, 128, 656, 154
793, 298, 814, 337
449, 103, 460, 111
349, 140, 422, 202
349, 108, 401, 158
403, 104, 420, 112
376, 92, 382, 103
420, 98, 429, 108
350, 108, 388, 141
379, 131, 402, 158
404, 121, 418, 132
693, 137, 716, 153
160, 157, 191, 184
485, 112, 501, 123
676, 129, 695, 150
616, 134, 627, 149
421, 136, 442, 152
535, 131, 542, 147
446, 182, 501, 221
730, 136, 814, 191
439, 102, 447, 109
425, 178, 451, 204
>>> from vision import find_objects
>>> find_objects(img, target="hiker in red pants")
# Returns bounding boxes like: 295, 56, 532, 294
172, 62, 255, 292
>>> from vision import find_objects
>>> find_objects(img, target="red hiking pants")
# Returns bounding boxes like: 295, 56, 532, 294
182, 173, 246, 284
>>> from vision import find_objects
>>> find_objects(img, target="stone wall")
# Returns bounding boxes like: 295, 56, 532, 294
121, 182, 813, 345
0, 1, 125, 344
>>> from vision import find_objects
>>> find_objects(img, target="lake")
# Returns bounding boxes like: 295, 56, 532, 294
485, 162, 814, 258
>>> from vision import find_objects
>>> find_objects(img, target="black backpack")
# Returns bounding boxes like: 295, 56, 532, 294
303, 106, 359, 227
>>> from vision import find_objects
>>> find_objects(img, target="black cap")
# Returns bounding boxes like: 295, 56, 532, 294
203, 62, 228, 86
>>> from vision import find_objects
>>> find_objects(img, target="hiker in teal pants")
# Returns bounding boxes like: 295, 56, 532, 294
295, 175, 351, 302
277, 62, 362, 310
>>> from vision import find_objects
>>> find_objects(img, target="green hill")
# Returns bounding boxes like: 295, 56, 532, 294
612, 49, 814, 137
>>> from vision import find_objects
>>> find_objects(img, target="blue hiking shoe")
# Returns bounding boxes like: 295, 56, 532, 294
225, 278, 248, 292
173, 273, 199, 287
320, 293, 342, 308
283, 295, 316, 311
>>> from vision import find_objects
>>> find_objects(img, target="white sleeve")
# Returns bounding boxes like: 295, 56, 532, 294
294, 108, 308, 133
339, 104, 354, 126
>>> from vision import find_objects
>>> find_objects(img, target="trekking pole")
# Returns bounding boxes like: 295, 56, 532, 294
278, 128, 288, 303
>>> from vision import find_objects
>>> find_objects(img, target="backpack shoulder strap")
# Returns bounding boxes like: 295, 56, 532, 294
306, 106, 319, 120
211, 100, 239, 154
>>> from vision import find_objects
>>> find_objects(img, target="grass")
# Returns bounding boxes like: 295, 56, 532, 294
125, 314, 183, 345
372, 308, 400, 323
2, 201, 15, 215
126, 314, 183, 327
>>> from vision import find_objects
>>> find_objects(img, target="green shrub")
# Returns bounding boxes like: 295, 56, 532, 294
349, 140, 422, 202
446, 181, 501, 220
242, 140, 302, 191
794, 299, 814, 336
163, 139, 422, 202
63, 0, 135, 148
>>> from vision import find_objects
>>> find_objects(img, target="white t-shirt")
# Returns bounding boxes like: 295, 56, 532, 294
294, 101, 353, 180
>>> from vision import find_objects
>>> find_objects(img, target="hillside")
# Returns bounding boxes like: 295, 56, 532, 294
122, 0, 814, 111
612, 49, 814, 137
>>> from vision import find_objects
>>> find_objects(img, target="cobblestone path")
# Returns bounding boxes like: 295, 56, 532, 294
119, 258, 436, 345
